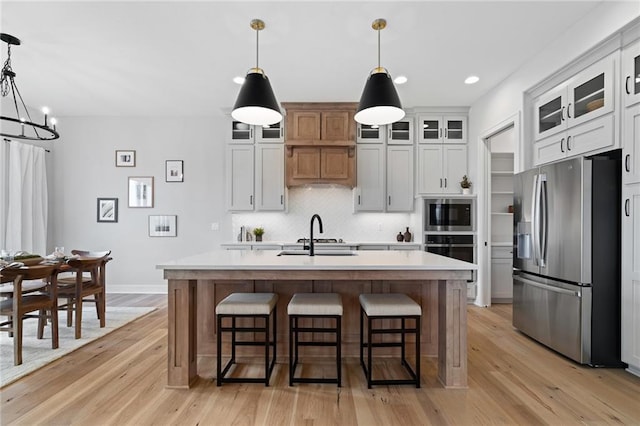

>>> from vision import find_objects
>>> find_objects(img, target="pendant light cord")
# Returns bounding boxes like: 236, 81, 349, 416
377, 25, 381, 69
255, 27, 260, 69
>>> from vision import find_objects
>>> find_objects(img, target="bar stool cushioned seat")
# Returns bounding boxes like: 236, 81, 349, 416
216, 292, 278, 386
288, 293, 342, 386
359, 293, 421, 388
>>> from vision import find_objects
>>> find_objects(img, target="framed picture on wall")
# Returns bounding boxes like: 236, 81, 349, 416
149, 215, 177, 237
165, 160, 184, 182
116, 150, 136, 167
97, 198, 118, 222
128, 176, 154, 208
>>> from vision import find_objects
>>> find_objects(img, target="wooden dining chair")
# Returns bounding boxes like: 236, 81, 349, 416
0, 264, 60, 365
57, 250, 111, 339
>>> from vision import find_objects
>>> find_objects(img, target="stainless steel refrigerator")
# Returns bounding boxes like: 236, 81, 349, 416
512, 153, 623, 366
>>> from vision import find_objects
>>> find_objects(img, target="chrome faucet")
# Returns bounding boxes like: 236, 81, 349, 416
308, 214, 324, 256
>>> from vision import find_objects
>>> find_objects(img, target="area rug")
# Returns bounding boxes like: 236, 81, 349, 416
0, 306, 156, 388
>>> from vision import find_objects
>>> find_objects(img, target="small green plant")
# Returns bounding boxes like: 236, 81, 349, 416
253, 227, 265, 237
460, 175, 472, 189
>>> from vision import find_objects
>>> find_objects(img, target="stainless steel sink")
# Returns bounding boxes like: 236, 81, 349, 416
277, 250, 357, 256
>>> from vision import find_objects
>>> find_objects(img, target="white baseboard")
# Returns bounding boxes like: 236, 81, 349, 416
107, 284, 167, 294
626, 364, 640, 378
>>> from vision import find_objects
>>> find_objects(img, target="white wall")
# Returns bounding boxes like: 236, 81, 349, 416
52, 116, 229, 293
468, 2, 640, 306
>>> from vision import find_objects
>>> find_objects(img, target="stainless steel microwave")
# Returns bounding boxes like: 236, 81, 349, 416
424, 198, 475, 231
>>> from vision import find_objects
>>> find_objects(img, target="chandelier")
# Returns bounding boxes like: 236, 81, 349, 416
1, 33, 59, 141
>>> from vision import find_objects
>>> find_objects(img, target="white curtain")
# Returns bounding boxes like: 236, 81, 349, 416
4, 141, 48, 255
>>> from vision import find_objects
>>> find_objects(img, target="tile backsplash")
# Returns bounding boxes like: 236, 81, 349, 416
231, 186, 421, 243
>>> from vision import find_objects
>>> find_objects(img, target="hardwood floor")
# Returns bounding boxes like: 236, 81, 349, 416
1, 296, 639, 425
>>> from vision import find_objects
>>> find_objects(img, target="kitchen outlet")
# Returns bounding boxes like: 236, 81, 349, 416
210, 222, 219, 231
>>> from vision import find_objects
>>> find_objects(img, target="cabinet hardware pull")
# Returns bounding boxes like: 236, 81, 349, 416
560, 138, 565, 153
444, 178, 447, 188
358, 195, 361, 205
280, 195, 284, 205
249, 195, 253, 205
561, 106, 565, 121
567, 136, 572, 151
388, 195, 391, 205
358, 127, 361, 138
626, 76, 632, 95
625, 199, 630, 217
625, 154, 631, 172
444, 128, 448, 138
250, 127, 253, 139
439, 128, 442, 138
567, 103, 572, 118
440, 178, 443, 188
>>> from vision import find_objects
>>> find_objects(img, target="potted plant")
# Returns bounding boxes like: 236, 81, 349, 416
460, 175, 472, 195
252, 227, 265, 242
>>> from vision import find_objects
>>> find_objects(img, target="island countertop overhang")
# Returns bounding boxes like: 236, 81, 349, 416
156, 249, 477, 272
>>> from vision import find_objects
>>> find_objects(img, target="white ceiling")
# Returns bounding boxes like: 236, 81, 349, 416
0, 1, 613, 119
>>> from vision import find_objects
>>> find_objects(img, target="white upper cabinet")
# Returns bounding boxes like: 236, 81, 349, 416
225, 144, 255, 211
386, 145, 414, 211
356, 123, 385, 144
387, 117, 414, 145
624, 104, 640, 185
417, 145, 467, 194
227, 119, 285, 144
622, 38, 640, 108
534, 53, 615, 141
355, 145, 385, 211
417, 115, 467, 144
255, 145, 286, 211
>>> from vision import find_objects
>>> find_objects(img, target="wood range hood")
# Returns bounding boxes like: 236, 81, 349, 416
282, 102, 357, 188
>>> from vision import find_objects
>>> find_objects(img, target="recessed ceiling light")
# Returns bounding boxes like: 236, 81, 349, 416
464, 75, 480, 85
394, 75, 408, 85
233, 76, 245, 85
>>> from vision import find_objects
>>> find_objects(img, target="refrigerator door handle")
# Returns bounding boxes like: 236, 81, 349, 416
514, 275, 580, 297
531, 174, 541, 266
539, 174, 548, 267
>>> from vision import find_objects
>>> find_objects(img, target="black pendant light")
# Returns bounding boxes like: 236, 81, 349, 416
355, 19, 405, 126
232, 19, 282, 126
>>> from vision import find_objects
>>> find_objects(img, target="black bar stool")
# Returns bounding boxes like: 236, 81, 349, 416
359, 293, 421, 388
216, 292, 278, 386
288, 293, 342, 386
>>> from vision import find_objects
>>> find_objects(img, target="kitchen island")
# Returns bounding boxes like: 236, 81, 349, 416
157, 250, 475, 389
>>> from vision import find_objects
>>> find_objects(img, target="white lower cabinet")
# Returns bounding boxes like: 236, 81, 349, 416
225, 145, 254, 211
417, 145, 467, 194
533, 114, 614, 166
226, 144, 285, 212
491, 246, 513, 301
622, 183, 640, 374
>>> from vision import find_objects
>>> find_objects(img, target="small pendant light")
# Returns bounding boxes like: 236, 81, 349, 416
232, 19, 282, 126
355, 19, 405, 126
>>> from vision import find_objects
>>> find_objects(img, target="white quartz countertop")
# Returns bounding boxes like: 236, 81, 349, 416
220, 241, 423, 247
157, 249, 476, 271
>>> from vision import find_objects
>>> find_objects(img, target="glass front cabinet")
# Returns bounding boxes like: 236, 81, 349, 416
623, 38, 640, 108
387, 117, 414, 145
534, 53, 615, 140
227, 119, 285, 143
417, 115, 467, 144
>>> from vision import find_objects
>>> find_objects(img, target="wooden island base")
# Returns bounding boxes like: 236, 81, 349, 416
165, 269, 470, 390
